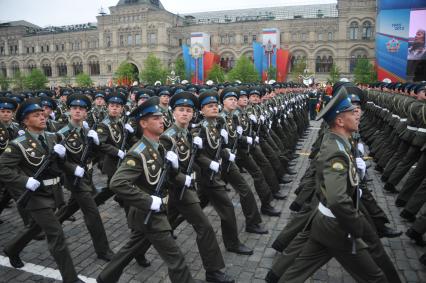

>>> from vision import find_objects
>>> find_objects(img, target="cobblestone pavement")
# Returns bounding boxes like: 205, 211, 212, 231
0, 120, 425, 282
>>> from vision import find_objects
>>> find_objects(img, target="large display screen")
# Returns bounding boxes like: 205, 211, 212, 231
376, 1, 426, 81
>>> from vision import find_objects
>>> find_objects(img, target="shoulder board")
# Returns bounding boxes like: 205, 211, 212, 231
335, 139, 346, 152
219, 111, 226, 118
102, 117, 111, 125
12, 135, 26, 144
132, 142, 146, 154
58, 125, 71, 135
163, 127, 176, 138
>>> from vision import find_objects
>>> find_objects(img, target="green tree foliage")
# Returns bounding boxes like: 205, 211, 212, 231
290, 60, 307, 82
206, 64, 225, 83
75, 73, 93, 87
115, 61, 138, 83
0, 74, 10, 91
353, 58, 377, 84
227, 56, 259, 82
266, 66, 277, 81
140, 53, 168, 85
12, 71, 26, 91
327, 64, 341, 84
22, 69, 48, 90
174, 57, 187, 81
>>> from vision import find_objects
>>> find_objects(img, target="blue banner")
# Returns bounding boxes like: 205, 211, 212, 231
253, 42, 263, 78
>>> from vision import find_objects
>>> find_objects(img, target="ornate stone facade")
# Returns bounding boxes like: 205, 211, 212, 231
0, 0, 376, 85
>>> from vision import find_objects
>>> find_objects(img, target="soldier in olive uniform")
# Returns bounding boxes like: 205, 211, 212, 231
0, 98, 84, 283
196, 90, 253, 255
87, 91, 107, 127
94, 93, 136, 205
134, 91, 234, 283
0, 97, 27, 224
56, 94, 115, 261
97, 97, 194, 283
158, 86, 174, 129
280, 92, 390, 283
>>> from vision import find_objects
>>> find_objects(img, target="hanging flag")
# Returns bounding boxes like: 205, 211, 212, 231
277, 49, 290, 82
253, 42, 263, 80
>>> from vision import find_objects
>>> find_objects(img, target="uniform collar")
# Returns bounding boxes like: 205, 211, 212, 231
69, 121, 82, 132
143, 135, 159, 151
28, 130, 46, 141
174, 124, 188, 136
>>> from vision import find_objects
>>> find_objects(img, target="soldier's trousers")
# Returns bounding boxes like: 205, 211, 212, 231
412, 203, 426, 235
4, 207, 79, 283
135, 199, 225, 273
236, 150, 273, 205
250, 145, 281, 194
387, 145, 421, 186
382, 140, 410, 180
222, 162, 262, 226
260, 138, 285, 179
97, 229, 194, 283
56, 190, 111, 256
281, 218, 397, 283
198, 184, 241, 249
0, 184, 31, 225
405, 177, 426, 215
397, 151, 426, 203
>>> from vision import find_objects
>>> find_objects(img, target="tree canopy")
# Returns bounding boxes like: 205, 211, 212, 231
353, 58, 377, 84
227, 56, 259, 83
140, 53, 168, 85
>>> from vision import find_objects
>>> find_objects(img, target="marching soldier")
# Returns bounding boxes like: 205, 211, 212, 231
94, 93, 136, 205
87, 91, 107, 127
280, 91, 392, 282
158, 86, 174, 129
0, 97, 27, 225
97, 97, 195, 283
56, 93, 115, 261
196, 90, 253, 255
0, 98, 84, 283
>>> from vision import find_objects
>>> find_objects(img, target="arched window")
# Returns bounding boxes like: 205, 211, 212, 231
349, 22, 359, 40
349, 49, 368, 72
27, 61, 37, 73
41, 60, 52, 77
57, 59, 67, 77
0, 62, 6, 77
11, 62, 20, 77
362, 21, 372, 40
315, 51, 333, 73
88, 57, 100, 76
72, 58, 83, 76
315, 56, 322, 72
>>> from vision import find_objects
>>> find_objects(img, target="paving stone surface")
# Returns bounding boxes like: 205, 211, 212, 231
0, 120, 425, 282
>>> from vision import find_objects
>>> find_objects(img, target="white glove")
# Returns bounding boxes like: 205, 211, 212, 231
220, 129, 228, 144
125, 123, 134, 133
209, 161, 220, 173
184, 175, 192, 187
357, 143, 365, 156
166, 151, 179, 169
150, 195, 162, 212
74, 166, 85, 177
260, 115, 265, 122
356, 157, 366, 179
18, 130, 25, 136
274, 106, 278, 113
50, 112, 56, 120
246, 137, 253, 145
193, 136, 203, 149
117, 150, 125, 159
82, 121, 89, 129
87, 130, 100, 145
26, 177, 40, 191
228, 152, 236, 162
236, 126, 243, 136
249, 114, 257, 123
54, 144, 66, 158
255, 136, 260, 144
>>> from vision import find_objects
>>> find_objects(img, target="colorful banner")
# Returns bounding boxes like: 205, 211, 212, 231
253, 41, 289, 82
276, 49, 290, 82
182, 45, 219, 84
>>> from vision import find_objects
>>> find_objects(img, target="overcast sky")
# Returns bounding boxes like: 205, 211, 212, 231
0, 0, 337, 27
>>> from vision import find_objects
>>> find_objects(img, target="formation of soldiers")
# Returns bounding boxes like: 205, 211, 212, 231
360, 81, 426, 266
0, 79, 424, 282
0, 81, 310, 283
